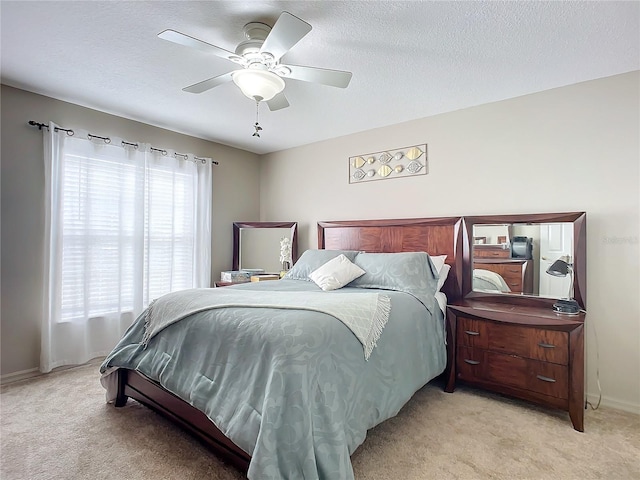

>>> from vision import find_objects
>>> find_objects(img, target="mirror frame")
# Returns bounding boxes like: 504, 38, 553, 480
232, 222, 298, 271
462, 212, 586, 309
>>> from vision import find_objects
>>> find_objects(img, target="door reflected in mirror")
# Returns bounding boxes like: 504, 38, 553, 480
472, 222, 574, 299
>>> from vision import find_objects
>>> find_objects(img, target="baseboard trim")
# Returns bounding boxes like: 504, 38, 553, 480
0, 367, 41, 385
587, 392, 640, 415
1, 357, 106, 386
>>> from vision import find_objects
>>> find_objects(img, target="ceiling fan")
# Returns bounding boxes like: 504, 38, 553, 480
158, 11, 353, 112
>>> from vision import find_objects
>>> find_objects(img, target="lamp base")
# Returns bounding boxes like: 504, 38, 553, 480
552, 299, 581, 315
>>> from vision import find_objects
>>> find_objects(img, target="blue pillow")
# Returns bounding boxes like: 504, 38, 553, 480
284, 249, 361, 282
350, 252, 439, 312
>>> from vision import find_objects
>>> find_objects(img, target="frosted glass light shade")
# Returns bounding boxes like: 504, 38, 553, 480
232, 69, 285, 102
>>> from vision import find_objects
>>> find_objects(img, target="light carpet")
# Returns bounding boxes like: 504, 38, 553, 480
1, 362, 638, 480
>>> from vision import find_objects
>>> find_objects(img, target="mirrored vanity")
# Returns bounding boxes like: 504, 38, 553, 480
232, 221, 298, 273
464, 212, 586, 308
446, 212, 587, 432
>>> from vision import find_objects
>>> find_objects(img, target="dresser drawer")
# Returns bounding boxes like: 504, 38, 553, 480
457, 317, 489, 349
485, 351, 568, 399
456, 347, 569, 399
474, 247, 510, 259
499, 266, 524, 291
487, 322, 568, 365
457, 317, 569, 365
456, 346, 486, 380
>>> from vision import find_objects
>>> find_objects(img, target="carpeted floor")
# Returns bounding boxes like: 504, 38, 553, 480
1, 362, 639, 480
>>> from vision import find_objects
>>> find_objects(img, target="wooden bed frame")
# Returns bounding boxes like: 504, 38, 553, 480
103, 216, 464, 474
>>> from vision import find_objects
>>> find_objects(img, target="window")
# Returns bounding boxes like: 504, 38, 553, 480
42, 124, 212, 372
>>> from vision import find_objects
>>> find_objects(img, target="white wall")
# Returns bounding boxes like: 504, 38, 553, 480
259, 72, 640, 413
0, 85, 261, 378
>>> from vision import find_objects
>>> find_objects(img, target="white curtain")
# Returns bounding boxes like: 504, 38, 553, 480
41, 122, 212, 373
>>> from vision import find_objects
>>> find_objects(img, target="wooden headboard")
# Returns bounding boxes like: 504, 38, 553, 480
317, 217, 464, 303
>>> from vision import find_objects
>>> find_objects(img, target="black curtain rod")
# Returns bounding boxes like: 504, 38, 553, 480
28, 120, 219, 165
28, 120, 74, 135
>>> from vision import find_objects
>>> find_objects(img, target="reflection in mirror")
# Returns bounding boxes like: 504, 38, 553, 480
464, 212, 586, 310
233, 222, 298, 273
472, 222, 574, 299
240, 228, 292, 272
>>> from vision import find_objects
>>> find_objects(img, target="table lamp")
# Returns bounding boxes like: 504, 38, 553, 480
545, 258, 581, 315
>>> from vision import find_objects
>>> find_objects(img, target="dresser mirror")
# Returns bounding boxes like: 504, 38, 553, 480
463, 212, 586, 309
233, 222, 298, 273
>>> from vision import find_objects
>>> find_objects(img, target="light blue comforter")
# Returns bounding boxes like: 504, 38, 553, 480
100, 279, 446, 480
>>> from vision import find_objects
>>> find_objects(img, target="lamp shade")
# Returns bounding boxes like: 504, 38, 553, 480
546, 259, 570, 277
232, 69, 285, 102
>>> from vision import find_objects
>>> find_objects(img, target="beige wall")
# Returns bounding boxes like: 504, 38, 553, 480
2, 73, 639, 412
259, 71, 640, 413
0, 85, 261, 377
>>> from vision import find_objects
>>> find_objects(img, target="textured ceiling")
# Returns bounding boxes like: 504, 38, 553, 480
1, 1, 638, 155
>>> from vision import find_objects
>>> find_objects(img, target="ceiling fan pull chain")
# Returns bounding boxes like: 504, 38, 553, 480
253, 100, 263, 138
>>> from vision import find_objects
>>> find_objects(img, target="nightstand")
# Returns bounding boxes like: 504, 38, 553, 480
445, 300, 585, 431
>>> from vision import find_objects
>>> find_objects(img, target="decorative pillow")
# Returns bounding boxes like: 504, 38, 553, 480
437, 263, 451, 292
350, 252, 439, 312
429, 255, 448, 275
284, 249, 361, 282
308, 254, 366, 291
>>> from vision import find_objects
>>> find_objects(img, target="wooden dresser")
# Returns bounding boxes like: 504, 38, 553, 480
445, 300, 585, 431
473, 244, 533, 294
474, 259, 534, 294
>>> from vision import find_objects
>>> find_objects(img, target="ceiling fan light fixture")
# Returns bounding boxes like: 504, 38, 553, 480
232, 69, 285, 102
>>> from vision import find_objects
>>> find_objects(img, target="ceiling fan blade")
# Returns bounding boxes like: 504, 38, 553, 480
158, 29, 238, 62
280, 64, 352, 88
260, 12, 312, 62
266, 92, 290, 111
183, 71, 235, 94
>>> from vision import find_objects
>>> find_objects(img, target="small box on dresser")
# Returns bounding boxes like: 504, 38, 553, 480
220, 270, 251, 283
250, 274, 280, 282
445, 300, 585, 432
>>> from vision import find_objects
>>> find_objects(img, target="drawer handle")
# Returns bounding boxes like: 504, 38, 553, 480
536, 375, 556, 383
464, 330, 480, 336
464, 359, 480, 365
538, 342, 556, 349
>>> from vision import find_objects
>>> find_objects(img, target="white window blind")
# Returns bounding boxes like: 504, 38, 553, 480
42, 123, 212, 373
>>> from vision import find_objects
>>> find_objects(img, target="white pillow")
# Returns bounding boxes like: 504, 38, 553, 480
308, 254, 366, 291
437, 263, 451, 291
429, 254, 447, 275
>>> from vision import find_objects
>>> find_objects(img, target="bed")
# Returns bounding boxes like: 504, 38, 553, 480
100, 216, 464, 479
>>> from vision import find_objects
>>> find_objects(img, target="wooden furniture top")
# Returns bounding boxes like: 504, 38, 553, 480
449, 300, 585, 328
